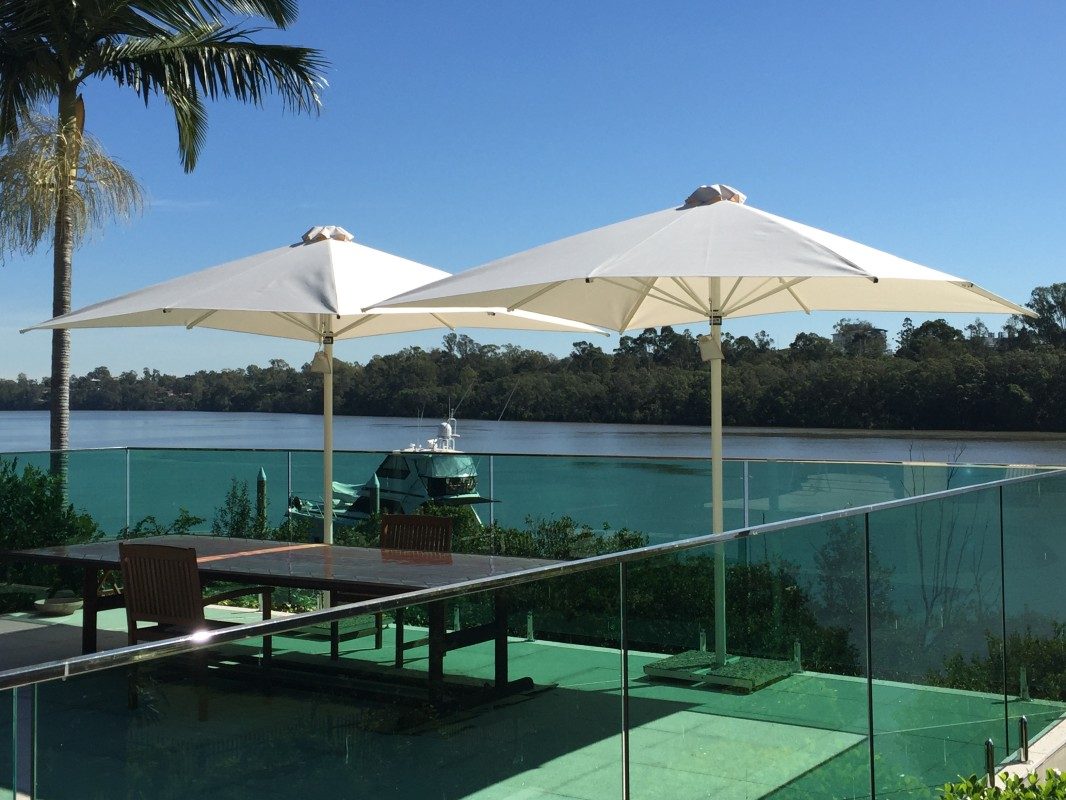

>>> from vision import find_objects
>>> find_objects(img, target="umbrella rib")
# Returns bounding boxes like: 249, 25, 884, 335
185, 310, 217, 330
671, 278, 712, 315
720, 278, 743, 312
598, 277, 707, 317
430, 312, 457, 331
722, 278, 773, 314
644, 283, 708, 316
724, 277, 810, 316
334, 315, 377, 337
618, 279, 657, 331
506, 281, 567, 312
782, 279, 812, 314
272, 312, 321, 338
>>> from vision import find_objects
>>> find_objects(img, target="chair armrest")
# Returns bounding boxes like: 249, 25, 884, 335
203, 585, 272, 606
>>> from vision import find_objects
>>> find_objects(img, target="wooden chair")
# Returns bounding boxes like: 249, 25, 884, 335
329, 514, 454, 663
119, 542, 273, 713
381, 513, 453, 552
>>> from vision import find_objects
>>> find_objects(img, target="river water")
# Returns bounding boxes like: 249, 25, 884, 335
1, 409, 1065, 465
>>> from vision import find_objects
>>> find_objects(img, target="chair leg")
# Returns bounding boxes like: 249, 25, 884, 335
127, 630, 139, 710
127, 665, 139, 710
196, 652, 209, 723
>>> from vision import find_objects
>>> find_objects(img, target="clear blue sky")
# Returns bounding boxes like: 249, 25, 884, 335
2, 1, 1064, 378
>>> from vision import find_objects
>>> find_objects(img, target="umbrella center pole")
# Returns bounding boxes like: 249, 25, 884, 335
707, 311, 727, 667
322, 335, 334, 546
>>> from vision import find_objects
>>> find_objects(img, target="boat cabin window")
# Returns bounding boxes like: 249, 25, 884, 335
376, 455, 410, 480
426, 476, 477, 496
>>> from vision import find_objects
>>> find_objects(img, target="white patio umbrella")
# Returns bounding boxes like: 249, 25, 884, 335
23, 225, 604, 543
374, 185, 1034, 666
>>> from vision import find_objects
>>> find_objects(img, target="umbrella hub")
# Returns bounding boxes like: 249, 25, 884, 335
301, 226, 354, 244
682, 184, 746, 208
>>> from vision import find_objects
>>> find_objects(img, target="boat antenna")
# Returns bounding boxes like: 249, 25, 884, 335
497, 378, 521, 422
452, 380, 475, 417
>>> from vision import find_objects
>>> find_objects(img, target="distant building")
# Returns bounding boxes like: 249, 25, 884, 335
832, 326, 888, 355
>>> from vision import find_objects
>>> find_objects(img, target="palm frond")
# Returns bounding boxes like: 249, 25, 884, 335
0, 4, 61, 140
133, 0, 299, 28
0, 110, 144, 261
97, 22, 325, 170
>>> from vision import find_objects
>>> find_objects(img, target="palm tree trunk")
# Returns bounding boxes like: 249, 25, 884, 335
48, 88, 78, 480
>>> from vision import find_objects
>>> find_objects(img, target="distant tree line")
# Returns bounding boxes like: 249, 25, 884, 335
2, 283, 1065, 432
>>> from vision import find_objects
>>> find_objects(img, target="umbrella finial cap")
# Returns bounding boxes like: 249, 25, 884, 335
302, 226, 354, 244
683, 185, 746, 208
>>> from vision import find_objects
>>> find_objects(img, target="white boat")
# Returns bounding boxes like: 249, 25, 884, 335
287, 418, 492, 526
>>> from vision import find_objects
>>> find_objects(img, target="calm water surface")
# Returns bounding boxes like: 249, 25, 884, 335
1, 409, 1065, 465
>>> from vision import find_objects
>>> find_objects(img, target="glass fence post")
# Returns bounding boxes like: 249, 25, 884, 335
619, 562, 630, 800
743, 460, 750, 527
489, 455, 495, 528
287, 450, 293, 508
865, 511, 876, 800
30, 685, 36, 800
124, 447, 131, 531
999, 485, 1009, 757
13, 685, 37, 800
8, 689, 14, 800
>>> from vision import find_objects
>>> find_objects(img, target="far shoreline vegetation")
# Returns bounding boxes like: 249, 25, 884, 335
3, 283, 1065, 433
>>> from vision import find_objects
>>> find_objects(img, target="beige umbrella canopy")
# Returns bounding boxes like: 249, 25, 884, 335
375, 185, 1033, 665
25, 225, 604, 542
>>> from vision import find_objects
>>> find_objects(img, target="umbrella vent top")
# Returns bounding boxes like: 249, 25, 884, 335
301, 226, 354, 244
683, 184, 746, 208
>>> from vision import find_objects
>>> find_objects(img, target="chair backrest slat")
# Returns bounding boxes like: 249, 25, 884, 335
380, 514, 453, 552
119, 543, 206, 630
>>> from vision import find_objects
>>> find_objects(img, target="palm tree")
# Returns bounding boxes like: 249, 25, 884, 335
0, 110, 144, 259
0, 1, 326, 473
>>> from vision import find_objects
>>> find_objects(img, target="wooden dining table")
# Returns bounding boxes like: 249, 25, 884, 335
4, 535, 559, 697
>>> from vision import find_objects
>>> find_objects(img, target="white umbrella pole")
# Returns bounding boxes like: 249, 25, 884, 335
322, 337, 334, 545
710, 310, 726, 667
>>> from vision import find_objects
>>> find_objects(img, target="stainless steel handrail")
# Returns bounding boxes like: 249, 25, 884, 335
3, 443, 1054, 468
0, 466, 1061, 691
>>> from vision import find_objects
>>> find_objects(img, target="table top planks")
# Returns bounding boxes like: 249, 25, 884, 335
4, 535, 561, 597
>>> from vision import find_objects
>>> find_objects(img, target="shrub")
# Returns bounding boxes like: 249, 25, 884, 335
941, 770, 1066, 798
0, 458, 102, 591
117, 508, 204, 539
212, 478, 254, 538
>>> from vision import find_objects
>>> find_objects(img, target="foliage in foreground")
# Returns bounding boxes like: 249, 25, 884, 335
942, 771, 1066, 799
0, 458, 102, 590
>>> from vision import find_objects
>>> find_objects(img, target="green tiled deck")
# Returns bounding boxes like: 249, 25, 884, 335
2, 607, 1062, 800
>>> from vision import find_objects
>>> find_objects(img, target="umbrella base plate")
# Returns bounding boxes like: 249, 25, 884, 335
643, 651, 798, 693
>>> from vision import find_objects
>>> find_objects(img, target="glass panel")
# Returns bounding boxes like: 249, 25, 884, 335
625, 519, 870, 800
0, 449, 127, 536
30, 567, 622, 799
868, 487, 1005, 797
128, 448, 293, 535
487, 454, 746, 546
1002, 472, 1066, 759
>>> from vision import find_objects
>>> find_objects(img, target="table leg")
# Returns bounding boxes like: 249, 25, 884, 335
494, 591, 508, 688
328, 590, 339, 660
81, 567, 99, 654
428, 602, 446, 699
394, 607, 405, 668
